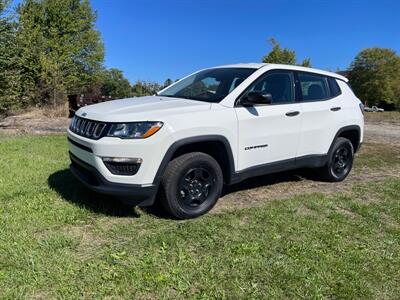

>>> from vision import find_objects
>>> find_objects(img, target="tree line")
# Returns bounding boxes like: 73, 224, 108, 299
0, 0, 173, 114
1, 0, 399, 115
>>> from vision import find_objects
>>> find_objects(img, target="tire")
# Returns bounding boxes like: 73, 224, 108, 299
317, 137, 354, 182
160, 152, 223, 219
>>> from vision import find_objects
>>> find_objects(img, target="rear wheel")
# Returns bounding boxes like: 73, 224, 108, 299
160, 152, 223, 219
317, 137, 354, 182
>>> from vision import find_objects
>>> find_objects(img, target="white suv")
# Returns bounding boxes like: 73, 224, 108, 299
68, 63, 364, 219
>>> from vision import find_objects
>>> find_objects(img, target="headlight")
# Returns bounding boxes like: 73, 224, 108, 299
106, 121, 163, 139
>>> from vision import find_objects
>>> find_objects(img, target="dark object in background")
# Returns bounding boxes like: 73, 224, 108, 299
364, 105, 385, 112
68, 94, 114, 118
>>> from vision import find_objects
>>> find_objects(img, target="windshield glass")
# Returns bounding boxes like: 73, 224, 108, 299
159, 67, 256, 103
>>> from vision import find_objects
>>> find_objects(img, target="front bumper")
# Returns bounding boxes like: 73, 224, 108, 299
69, 152, 157, 206
67, 128, 170, 185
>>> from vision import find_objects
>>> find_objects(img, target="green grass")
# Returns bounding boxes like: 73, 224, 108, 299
354, 142, 400, 170
0, 135, 399, 299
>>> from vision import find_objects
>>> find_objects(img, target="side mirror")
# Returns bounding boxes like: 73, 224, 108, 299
241, 92, 272, 106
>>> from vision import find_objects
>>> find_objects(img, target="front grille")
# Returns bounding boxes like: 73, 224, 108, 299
69, 115, 108, 139
103, 161, 141, 176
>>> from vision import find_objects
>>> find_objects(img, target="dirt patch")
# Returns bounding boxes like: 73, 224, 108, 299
335, 206, 360, 219
60, 224, 108, 260
364, 112, 400, 145
213, 169, 400, 213
379, 213, 400, 229
364, 122, 400, 145
0, 109, 69, 135
295, 204, 319, 217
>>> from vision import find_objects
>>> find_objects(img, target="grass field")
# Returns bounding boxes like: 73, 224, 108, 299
0, 135, 399, 299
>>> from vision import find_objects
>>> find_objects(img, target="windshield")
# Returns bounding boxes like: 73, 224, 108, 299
158, 67, 256, 103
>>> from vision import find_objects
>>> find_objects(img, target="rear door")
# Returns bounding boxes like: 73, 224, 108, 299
235, 70, 302, 170
295, 72, 345, 157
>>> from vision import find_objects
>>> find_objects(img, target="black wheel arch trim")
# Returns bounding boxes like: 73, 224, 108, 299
153, 135, 236, 185
330, 125, 362, 153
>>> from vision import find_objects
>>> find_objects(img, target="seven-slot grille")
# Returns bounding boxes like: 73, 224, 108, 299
69, 115, 107, 139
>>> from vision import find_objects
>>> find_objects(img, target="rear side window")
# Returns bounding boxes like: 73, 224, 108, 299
298, 72, 330, 101
328, 77, 342, 97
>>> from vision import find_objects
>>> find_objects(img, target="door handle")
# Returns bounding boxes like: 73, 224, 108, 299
285, 111, 300, 117
330, 107, 341, 111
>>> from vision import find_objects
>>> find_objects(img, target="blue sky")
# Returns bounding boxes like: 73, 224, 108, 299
91, 0, 399, 83
12, 0, 400, 83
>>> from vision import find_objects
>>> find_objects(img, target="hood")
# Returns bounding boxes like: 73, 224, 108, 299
75, 96, 211, 122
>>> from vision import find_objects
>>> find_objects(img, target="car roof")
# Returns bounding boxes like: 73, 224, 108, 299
211, 63, 266, 69
211, 63, 348, 82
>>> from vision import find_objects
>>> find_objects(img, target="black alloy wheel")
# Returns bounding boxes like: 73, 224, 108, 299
331, 144, 352, 177
317, 137, 354, 182
160, 152, 223, 219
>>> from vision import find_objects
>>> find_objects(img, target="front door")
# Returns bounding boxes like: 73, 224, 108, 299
235, 70, 302, 171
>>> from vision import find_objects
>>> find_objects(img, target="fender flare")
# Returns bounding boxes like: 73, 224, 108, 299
328, 125, 361, 154
152, 135, 236, 185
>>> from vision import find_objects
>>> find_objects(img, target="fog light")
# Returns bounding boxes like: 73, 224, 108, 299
102, 157, 143, 164
102, 157, 142, 175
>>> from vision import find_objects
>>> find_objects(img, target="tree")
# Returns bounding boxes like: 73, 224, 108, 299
131, 81, 162, 97
0, 0, 20, 113
262, 38, 312, 67
163, 78, 173, 88
300, 58, 312, 67
16, 0, 104, 107
100, 68, 131, 99
349, 48, 400, 108
262, 38, 296, 65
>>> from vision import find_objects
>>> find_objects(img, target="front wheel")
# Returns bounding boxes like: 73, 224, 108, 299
160, 152, 223, 219
317, 137, 354, 182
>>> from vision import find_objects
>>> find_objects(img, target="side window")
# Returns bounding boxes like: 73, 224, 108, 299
328, 77, 342, 97
246, 71, 294, 104
298, 72, 330, 101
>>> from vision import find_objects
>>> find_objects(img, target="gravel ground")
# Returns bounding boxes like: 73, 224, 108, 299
365, 122, 400, 145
